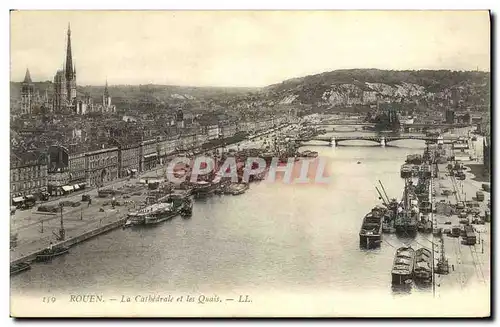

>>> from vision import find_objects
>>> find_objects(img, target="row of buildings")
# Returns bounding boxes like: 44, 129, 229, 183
10, 116, 288, 201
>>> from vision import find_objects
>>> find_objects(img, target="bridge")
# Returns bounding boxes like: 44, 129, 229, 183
306, 122, 469, 129
294, 134, 460, 147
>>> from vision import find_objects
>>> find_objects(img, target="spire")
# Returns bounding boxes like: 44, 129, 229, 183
104, 78, 109, 96
23, 68, 32, 83
65, 22, 73, 79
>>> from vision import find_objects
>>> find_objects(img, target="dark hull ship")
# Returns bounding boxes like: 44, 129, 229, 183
35, 246, 69, 262
394, 180, 419, 235
191, 181, 217, 198
359, 206, 385, 249
180, 200, 193, 218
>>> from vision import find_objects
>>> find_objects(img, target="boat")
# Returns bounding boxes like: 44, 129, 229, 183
191, 181, 217, 198
413, 248, 432, 281
180, 200, 193, 218
391, 246, 415, 285
125, 211, 147, 227
227, 183, 249, 196
400, 164, 412, 178
299, 150, 312, 157
306, 151, 318, 158
10, 262, 31, 276
359, 206, 385, 249
357, 161, 361, 164
35, 246, 69, 262
143, 202, 178, 225
394, 181, 419, 235
406, 154, 423, 165
417, 215, 433, 233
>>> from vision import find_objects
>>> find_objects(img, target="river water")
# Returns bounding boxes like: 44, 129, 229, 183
12, 131, 441, 300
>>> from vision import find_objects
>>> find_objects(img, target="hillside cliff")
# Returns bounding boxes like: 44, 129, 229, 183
264, 69, 490, 108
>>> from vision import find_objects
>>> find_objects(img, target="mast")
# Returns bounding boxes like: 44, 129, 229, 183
378, 180, 390, 204
58, 205, 65, 240
375, 187, 388, 206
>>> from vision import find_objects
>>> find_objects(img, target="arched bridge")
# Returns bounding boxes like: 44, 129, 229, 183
294, 134, 460, 146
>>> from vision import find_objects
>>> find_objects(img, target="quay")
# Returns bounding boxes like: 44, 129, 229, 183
10, 217, 127, 266
382, 126, 490, 293
9, 124, 292, 266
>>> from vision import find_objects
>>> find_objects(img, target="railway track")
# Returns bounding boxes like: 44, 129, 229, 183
451, 237, 466, 289
469, 242, 487, 285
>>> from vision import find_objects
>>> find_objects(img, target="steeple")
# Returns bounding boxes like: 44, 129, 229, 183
104, 78, 109, 97
65, 22, 73, 79
23, 68, 32, 84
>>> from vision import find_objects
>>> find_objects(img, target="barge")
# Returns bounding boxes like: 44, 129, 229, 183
10, 262, 31, 276
391, 246, 415, 285
413, 248, 432, 282
359, 206, 385, 249
35, 246, 69, 262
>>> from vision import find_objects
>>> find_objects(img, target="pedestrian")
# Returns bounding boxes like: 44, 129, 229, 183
49, 242, 53, 251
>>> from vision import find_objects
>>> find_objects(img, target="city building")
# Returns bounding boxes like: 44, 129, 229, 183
157, 137, 178, 165
10, 150, 48, 204
68, 152, 86, 185
47, 145, 71, 196
85, 147, 119, 187
118, 144, 141, 178
220, 123, 237, 138
74, 94, 94, 115
140, 139, 159, 172
180, 134, 197, 150
207, 125, 220, 140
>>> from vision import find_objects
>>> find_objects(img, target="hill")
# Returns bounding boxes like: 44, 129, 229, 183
263, 69, 490, 108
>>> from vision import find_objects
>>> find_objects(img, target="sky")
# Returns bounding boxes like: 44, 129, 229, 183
10, 10, 490, 87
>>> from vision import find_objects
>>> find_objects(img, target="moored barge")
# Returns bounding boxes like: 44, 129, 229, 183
391, 246, 415, 285
413, 248, 432, 282
359, 206, 385, 249
10, 262, 31, 275
35, 246, 69, 262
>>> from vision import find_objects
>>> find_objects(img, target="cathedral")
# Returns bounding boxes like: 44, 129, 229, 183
53, 23, 78, 113
20, 24, 116, 116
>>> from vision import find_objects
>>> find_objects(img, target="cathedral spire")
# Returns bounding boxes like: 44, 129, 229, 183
23, 68, 32, 83
104, 78, 109, 96
65, 22, 73, 79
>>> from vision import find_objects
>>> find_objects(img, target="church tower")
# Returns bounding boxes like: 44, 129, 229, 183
20, 68, 34, 115
103, 79, 111, 110
65, 23, 77, 104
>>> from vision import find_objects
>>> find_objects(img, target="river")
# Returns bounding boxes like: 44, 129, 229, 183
11, 133, 440, 299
